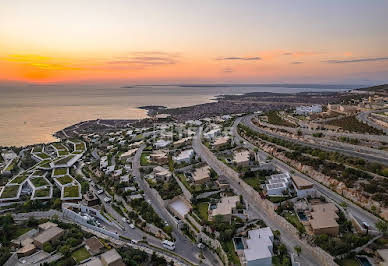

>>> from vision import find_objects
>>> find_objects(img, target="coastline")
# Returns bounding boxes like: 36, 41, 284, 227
1, 86, 369, 148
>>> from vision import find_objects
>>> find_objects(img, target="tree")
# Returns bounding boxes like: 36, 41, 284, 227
273, 230, 281, 240
43, 242, 53, 253
278, 244, 287, 256
59, 245, 71, 256
376, 220, 388, 235
294, 246, 301, 256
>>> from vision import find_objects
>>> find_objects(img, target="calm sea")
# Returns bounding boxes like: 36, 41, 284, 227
0, 84, 356, 147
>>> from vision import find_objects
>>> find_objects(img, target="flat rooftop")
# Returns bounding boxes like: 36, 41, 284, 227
291, 175, 313, 189
243, 227, 273, 262
169, 198, 191, 217
211, 196, 239, 216
192, 165, 210, 182
310, 203, 339, 230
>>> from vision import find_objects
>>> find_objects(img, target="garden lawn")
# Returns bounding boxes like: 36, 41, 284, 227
30, 177, 49, 187
284, 212, 305, 233
243, 177, 262, 192
72, 247, 91, 263
53, 167, 68, 176
52, 143, 67, 150
177, 173, 193, 192
34, 187, 50, 198
10, 173, 29, 184
0, 185, 19, 198
63, 185, 79, 198
58, 150, 69, 156
140, 152, 153, 166
75, 143, 85, 151
54, 155, 75, 165
197, 202, 209, 222
35, 152, 49, 159
56, 175, 73, 185
222, 240, 241, 266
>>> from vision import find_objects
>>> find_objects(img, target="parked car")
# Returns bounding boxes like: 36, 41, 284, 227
104, 197, 111, 203
129, 223, 135, 229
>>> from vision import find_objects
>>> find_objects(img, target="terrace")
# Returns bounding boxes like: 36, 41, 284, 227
53, 167, 68, 176
63, 185, 80, 198
33, 187, 51, 198
4, 158, 18, 172
50, 154, 81, 168
58, 150, 69, 156
51, 142, 67, 151
75, 143, 86, 151
33, 152, 50, 160
10, 173, 30, 184
37, 159, 52, 169
56, 175, 74, 185
32, 146, 43, 153
0, 185, 20, 199
30, 176, 49, 188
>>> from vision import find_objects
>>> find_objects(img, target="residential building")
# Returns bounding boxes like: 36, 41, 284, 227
154, 139, 171, 149
168, 196, 192, 220
215, 176, 230, 190
209, 195, 239, 222
241, 227, 274, 266
213, 136, 230, 149
191, 165, 211, 184
203, 127, 221, 140
100, 248, 125, 266
172, 137, 191, 148
33, 226, 64, 249
150, 150, 169, 164
84, 191, 100, 206
233, 150, 251, 166
120, 175, 130, 183
309, 203, 339, 236
119, 149, 137, 160
291, 175, 314, 197
38, 221, 58, 231
295, 105, 322, 115
85, 236, 104, 255
173, 149, 194, 163
266, 172, 290, 196
153, 166, 172, 181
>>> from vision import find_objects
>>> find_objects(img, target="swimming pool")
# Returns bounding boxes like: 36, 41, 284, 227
297, 211, 308, 221
357, 256, 372, 266
233, 238, 244, 250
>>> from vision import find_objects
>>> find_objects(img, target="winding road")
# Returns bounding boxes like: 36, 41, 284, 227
235, 115, 381, 231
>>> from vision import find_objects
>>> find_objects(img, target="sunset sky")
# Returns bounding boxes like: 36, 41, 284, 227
1, 0, 387, 84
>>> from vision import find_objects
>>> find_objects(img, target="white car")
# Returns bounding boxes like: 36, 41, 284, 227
104, 197, 111, 203
131, 239, 138, 244
97, 189, 104, 195
129, 223, 135, 229
122, 217, 127, 223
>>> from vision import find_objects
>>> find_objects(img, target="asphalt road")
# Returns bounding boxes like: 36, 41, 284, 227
242, 115, 388, 166
357, 109, 388, 135
234, 116, 381, 231
192, 127, 320, 266
12, 211, 190, 266
132, 144, 218, 266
